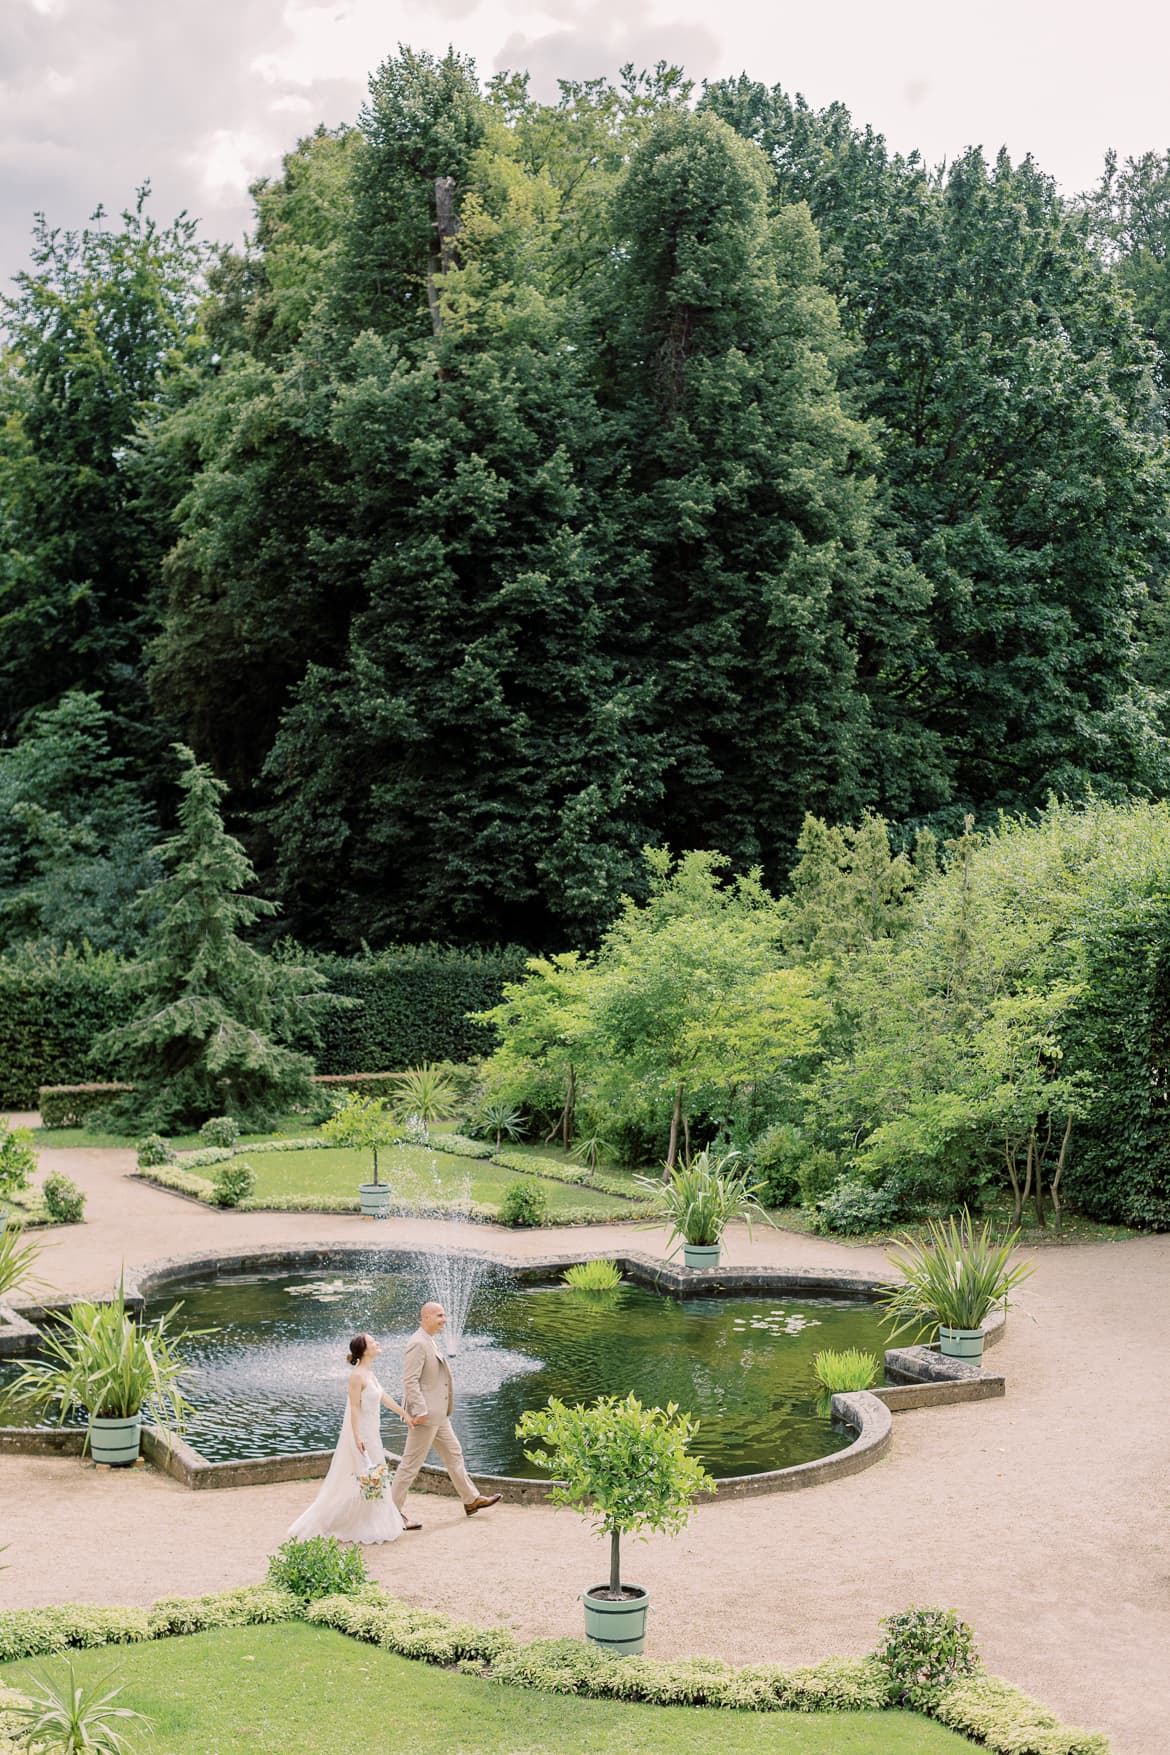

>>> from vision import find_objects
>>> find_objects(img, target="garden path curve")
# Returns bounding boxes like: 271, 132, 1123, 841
2, 1128, 1167, 1755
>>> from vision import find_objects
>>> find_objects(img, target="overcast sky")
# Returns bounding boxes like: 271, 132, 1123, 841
2, 0, 1168, 289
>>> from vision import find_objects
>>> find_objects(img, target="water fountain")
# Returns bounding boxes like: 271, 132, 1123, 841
388, 1142, 492, 1354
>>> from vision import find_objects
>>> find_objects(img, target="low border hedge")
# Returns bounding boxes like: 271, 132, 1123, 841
38, 1084, 134, 1128
0, 1586, 1109, 1754
491, 1149, 648, 1203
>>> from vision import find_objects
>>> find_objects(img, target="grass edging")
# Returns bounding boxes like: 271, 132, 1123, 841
0, 1585, 1108, 1755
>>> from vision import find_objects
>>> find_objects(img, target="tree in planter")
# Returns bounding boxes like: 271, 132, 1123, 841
320, 1093, 401, 1188
516, 1392, 712, 1600
94, 747, 342, 1130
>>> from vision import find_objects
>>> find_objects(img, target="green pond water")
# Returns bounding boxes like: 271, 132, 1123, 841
0, 1269, 890, 1478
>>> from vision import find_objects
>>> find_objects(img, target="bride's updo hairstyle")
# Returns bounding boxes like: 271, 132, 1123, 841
347, 1334, 370, 1366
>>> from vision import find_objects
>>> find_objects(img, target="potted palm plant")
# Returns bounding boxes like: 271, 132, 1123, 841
878, 1211, 1034, 1365
516, 1392, 712, 1654
11, 1280, 207, 1466
321, 1092, 402, 1218
635, 1147, 770, 1269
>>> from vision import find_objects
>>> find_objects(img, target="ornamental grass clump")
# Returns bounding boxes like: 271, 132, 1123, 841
562, 1259, 622, 1293
517, 1392, 714, 1598
635, 1148, 770, 1250
812, 1347, 880, 1395
878, 1211, 1034, 1342
3, 1660, 153, 1755
0, 1224, 44, 1301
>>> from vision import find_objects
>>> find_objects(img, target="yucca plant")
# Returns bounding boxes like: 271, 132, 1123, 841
563, 1259, 623, 1293
571, 1133, 612, 1174
0, 1223, 45, 1301
878, 1211, 1034, 1341
390, 1063, 457, 1128
812, 1347, 880, 1394
4, 1661, 152, 1754
474, 1101, 525, 1150
11, 1278, 208, 1436
635, 1149, 770, 1250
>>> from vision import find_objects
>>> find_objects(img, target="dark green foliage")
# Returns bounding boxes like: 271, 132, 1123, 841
877, 1607, 981, 1710
210, 1160, 255, 1208
36, 1082, 136, 1128
0, 945, 140, 1108
95, 748, 339, 1129
309, 946, 530, 1071
41, 1172, 85, 1224
499, 1178, 549, 1226
812, 1178, 909, 1237
265, 1536, 368, 1604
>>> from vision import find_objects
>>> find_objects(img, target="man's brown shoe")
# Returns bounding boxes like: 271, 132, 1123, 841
464, 1493, 502, 1516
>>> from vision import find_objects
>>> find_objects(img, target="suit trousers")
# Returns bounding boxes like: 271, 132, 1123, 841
392, 1417, 478, 1508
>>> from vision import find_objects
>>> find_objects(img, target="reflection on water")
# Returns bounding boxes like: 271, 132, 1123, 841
0, 1269, 890, 1479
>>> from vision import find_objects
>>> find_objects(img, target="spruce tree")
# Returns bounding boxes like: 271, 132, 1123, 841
97, 747, 338, 1128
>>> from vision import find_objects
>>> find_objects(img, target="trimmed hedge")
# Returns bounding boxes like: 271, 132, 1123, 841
429, 1132, 495, 1160
491, 1150, 649, 1205
0, 1586, 1110, 1754
39, 1083, 134, 1128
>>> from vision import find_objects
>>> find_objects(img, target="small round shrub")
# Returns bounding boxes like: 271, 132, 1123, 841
41, 1172, 86, 1225
136, 1135, 175, 1169
266, 1535, 368, 1604
877, 1605, 981, 1708
0, 1123, 36, 1202
812, 1178, 905, 1237
795, 1149, 840, 1206
199, 1115, 239, 1149
499, 1179, 548, 1227
211, 1160, 256, 1208
744, 1123, 804, 1206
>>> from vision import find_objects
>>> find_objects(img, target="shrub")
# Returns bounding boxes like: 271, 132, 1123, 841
813, 1178, 906, 1236
812, 1347, 880, 1394
210, 1160, 255, 1208
199, 1115, 239, 1148
135, 1134, 174, 1168
795, 1149, 840, 1206
146, 1586, 298, 1636
877, 1605, 981, 1709
266, 1537, 368, 1604
41, 1173, 85, 1225
0, 1122, 36, 1202
931, 1675, 1110, 1755
744, 1123, 804, 1206
499, 1180, 548, 1227
563, 1259, 622, 1292
0, 1605, 150, 1663
427, 1132, 494, 1160
38, 1084, 135, 1130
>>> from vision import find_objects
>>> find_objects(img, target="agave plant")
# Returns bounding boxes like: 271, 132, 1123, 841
878, 1211, 1034, 1341
4, 1661, 152, 1754
634, 1149, 771, 1251
390, 1063, 458, 1129
11, 1278, 209, 1435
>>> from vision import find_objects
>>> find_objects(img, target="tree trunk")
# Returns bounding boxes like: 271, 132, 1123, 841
563, 1063, 575, 1152
665, 1081, 684, 1174
1050, 1115, 1073, 1232
682, 1111, 692, 1168
609, 1527, 621, 1596
372, 1147, 379, 1186
426, 175, 459, 339
1005, 1139, 1022, 1228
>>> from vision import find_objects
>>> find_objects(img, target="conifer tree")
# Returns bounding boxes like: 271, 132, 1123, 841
97, 747, 339, 1128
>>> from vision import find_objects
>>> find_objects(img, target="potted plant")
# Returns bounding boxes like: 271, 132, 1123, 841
516, 1392, 712, 1655
635, 1147, 770, 1269
321, 1092, 402, 1218
878, 1210, 1034, 1365
11, 1279, 207, 1466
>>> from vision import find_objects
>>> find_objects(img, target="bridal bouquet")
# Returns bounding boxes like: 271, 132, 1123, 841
356, 1461, 389, 1501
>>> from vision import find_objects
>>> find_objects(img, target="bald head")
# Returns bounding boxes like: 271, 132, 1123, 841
420, 1302, 447, 1334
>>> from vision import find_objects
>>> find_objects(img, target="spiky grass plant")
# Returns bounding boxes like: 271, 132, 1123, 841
635, 1149, 770, 1250
812, 1347, 881, 1395
4, 1661, 152, 1754
562, 1259, 623, 1293
879, 1210, 1034, 1341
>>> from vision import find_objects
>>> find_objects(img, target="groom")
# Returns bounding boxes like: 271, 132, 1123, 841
392, 1301, 502, 1527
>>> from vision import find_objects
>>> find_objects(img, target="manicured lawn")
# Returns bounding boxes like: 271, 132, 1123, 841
239, 1143, 636, 1217
0, 1624, 975, 1753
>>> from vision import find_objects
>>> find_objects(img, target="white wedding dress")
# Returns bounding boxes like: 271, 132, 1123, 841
288, 1374, 405, 1546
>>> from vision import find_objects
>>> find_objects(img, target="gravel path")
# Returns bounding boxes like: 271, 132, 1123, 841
2, 1129, 1167, 1754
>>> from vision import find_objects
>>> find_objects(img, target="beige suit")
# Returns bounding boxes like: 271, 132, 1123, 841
391, 1328, 478, 1509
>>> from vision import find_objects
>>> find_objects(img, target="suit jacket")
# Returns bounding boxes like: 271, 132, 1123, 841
402, 1327, 454, 1424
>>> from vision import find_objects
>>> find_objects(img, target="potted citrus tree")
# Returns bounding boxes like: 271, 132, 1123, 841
321, 1092, 402, 1218
878, 1210, 1033, 1365
635, 1147, 770, 1269
11, 1280, 207, 1465
516, 1392, 713, 1654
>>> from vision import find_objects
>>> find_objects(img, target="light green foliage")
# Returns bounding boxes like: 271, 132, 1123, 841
636, 1149, 770, 1249
94, 748, 341, 1131
0, 1122, 35, 1202
499, 1180, 548, 1227
0, 1607, 151, 1665
878, 1607, 981, 1709
11, 1280, 207, 1431
427, 1133, 494, 1160
198, 1115, 238, 1148
473, 952, 590, 1147
517, 1392, 713, 1593
562, 1260, 622, 1292
1, 1659, 151, 1754
782, 813, 929, 965
209, 1160, 255, 1208
812, 1348, 879, 1394
266, 1537, 368, 1605
390, 1063, 457, 1128
0, 1225, 43, 1300
41, 1174, 85, 1225
134, 1135, 174, 1169
931, 1675, 1110, 1755
879, 1213, 1033, 1339
319, 1093, 401, 1185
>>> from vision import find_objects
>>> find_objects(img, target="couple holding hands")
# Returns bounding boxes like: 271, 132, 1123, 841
289, 1300, 502, 1545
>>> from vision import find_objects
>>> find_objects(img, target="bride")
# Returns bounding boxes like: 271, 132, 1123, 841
288, 1333, 416, 1545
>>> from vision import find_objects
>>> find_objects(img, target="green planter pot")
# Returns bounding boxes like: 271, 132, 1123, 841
582, 1585, 649, 1655
88, 1413, 142, 1466
682, 1243, 721, 1271
359, 1183, 393, 1219
938, 1325, 985, 1365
